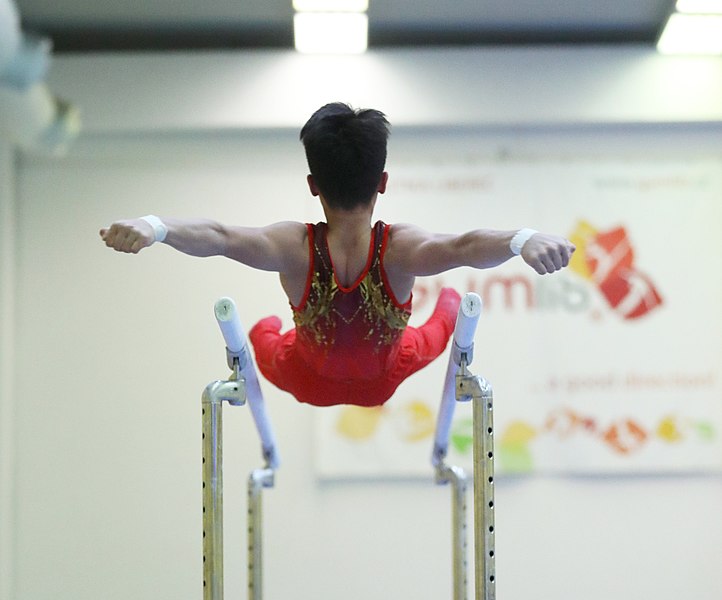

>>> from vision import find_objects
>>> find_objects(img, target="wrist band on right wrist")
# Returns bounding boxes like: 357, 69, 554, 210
510, 228, 538, 255
140, 215, 168, 243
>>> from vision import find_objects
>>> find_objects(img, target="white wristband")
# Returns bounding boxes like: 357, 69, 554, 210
510, 228, 538, 255
140, 215, 168, 243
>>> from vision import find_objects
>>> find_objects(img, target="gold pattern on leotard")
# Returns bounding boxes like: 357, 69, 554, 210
293, 222, 410, 351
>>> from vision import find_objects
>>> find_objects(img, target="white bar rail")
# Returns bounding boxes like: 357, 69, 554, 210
432, 292, 482, 467
214, 297, 279, 469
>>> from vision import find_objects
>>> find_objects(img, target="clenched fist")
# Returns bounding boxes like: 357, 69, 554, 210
521, 233, 576, 275
100, 219, 155, 254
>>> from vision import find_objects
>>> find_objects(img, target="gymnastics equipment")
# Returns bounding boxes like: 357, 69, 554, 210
202, 297, 279, 600
432, 292, 496, 600
201, 292, 495, 600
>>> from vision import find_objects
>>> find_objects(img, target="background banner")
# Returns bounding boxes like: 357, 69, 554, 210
315, 157, 722, 478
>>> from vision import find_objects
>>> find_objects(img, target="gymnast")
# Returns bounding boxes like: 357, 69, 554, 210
100, 102, 575, 408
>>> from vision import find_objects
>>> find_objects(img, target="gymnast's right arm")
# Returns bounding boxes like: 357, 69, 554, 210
99, 216, 307, 273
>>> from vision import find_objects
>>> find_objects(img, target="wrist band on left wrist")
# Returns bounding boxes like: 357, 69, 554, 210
510, 228, 538, 255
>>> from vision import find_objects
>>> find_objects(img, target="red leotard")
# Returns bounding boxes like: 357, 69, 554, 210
249, 221, 460, 407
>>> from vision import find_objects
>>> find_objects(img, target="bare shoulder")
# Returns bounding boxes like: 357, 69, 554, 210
385, 222, 439, 269
263, 220, 309, 269
386, 222, 430, 253
385, 221, 464, 278
223, 220, 308, 273
265, 221, 307, 241
263, 220, 308, 237
383, 222, 435, 290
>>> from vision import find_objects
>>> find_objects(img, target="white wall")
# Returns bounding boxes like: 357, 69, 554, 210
4, 47, 722, 600
43, 47, 722, 132
0, 140, 17, 600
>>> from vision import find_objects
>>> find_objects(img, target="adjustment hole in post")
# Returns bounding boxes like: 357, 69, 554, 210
489, 526, 494, 533
487, 427, 493, 434
488, 500, 494, 508
489, 551, 495, 557
490, 575, 495, 583
488, 451, 493, 459
488, 476, 494, 483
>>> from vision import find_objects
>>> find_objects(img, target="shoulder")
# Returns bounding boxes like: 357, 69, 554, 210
383, 223, 425, 272
264, 220, 309, 237
260, 221, 309, 249
386, 222, 433, 251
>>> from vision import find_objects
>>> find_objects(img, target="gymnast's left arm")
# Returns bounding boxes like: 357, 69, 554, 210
384, 223, 575, 277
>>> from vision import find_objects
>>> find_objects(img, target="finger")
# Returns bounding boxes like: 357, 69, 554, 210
539, 254, 557, 274
103, 228, 117, 247
530, 257, 548, 275
112, 229, 132, 252
548, 248, 564, 271
559, 245, 571, 267
130, 237, 146, 254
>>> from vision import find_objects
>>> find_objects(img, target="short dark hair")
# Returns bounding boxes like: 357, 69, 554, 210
300, 102, 390, 210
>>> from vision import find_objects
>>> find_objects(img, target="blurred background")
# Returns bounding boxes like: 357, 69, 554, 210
1, 2, 721, 600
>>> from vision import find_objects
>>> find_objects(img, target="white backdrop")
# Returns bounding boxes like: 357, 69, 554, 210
316, 157, 722, 478
8, 126, 722, 600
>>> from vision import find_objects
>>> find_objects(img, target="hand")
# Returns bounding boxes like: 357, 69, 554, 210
521, 233, 576, 275
100, 219, 155, 254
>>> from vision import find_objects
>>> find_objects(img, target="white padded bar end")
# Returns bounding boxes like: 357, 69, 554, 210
454, 292, 482, 349
214, 297, 247, 353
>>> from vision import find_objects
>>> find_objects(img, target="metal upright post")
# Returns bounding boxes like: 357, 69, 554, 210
475, 379, 495, 600
435, 463, 469, 600
202, 385, 225, 600
201, 374, 246, 600
457, 360, 495, 600
247, 468, 274, 600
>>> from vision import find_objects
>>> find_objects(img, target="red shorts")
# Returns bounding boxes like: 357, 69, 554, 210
249, 288, 461, 407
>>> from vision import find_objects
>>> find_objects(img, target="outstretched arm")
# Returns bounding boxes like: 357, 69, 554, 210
99, 216, 307, 273
384, 223, 575, 279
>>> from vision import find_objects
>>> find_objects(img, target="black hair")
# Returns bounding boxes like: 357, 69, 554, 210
300, 102, 390, 210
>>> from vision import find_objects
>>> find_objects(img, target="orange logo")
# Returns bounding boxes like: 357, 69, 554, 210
569, 221, 663, 320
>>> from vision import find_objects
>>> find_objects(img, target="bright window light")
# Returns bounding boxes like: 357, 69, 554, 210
657, 13, 722, 54
675, 0, 722, 14
294, 12, 368, 54
293, 0, 368, 11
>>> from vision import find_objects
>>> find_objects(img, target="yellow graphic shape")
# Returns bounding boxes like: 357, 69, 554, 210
501, 420, 538, 444
657, 416, 683, 443
498, 421, 538, 474
336, 405, 384, 441
393, 400, 434, 442
498, 442, 534, 473
568, 220, 599, 281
